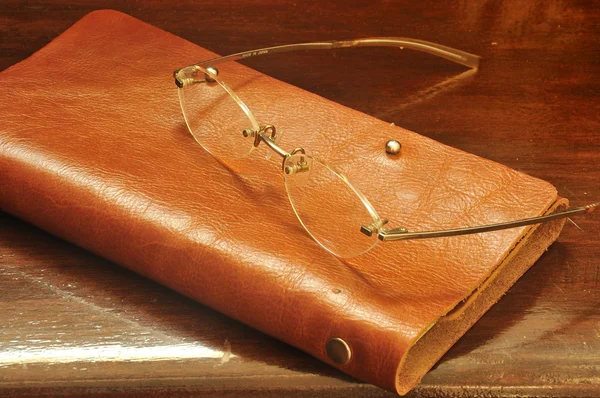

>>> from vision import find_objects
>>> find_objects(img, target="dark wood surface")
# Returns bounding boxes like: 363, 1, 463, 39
1, 1, 598, 397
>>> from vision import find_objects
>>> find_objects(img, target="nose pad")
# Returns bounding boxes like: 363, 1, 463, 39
265, 129, 285, 161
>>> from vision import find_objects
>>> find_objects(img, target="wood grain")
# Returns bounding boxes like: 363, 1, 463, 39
1, 1, 598, 396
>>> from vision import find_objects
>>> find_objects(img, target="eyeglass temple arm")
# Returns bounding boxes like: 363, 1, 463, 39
191, 38, 480, 70
378, 202, 598, 241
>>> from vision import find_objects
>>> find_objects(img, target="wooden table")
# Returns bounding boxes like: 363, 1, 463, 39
1, 1, 598, 396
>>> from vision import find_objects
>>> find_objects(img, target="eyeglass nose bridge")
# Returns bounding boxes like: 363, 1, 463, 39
242, 125, 278, 148
244, 125, 311, 174
257, 125, 277, 147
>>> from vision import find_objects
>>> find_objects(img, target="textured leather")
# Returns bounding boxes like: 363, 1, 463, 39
0, 10, 564, 394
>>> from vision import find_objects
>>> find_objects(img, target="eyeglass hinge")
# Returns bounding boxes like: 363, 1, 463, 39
377, 227, 409, 241
360, 219, 391, 237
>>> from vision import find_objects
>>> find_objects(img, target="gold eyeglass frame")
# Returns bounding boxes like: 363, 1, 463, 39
173, 38, 597, 257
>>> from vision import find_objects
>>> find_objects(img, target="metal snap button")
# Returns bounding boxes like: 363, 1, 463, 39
326, 337, 352, 365
385, 139, 402, 155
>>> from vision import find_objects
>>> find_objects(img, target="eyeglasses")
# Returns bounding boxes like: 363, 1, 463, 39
173, 38, 597, 258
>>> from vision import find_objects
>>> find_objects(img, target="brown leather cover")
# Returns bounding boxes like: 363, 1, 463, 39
0, 10, 567, 395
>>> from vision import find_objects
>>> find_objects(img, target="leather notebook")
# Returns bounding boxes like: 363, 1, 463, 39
0, 10, 567, 395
